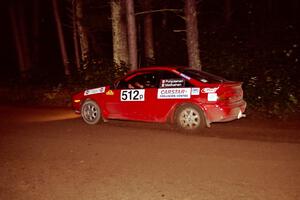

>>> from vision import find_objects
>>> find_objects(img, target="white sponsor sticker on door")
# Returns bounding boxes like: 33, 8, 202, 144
207, 93, 218, 101
191, 88, 200, 95
121, 89, 145, 101
84, 87, 105, 96
157, 88, 191, 99
201, 87, 218, 93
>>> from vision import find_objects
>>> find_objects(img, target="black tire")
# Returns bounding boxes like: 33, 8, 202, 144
174, 104, 206, 132
81, 100, 102, 125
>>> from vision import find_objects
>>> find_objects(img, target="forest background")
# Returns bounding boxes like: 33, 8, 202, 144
0, 0, 299, 118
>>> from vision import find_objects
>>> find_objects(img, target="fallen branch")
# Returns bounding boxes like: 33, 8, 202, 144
135, 9, 183, 16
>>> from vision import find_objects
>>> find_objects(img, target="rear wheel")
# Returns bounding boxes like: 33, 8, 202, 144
81, 100, 102, 125
175, 104, 206, 132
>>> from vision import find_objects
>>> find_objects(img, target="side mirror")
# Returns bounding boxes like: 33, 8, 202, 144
114, 80, 127, 89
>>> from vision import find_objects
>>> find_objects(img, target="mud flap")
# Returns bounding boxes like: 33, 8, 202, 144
203, 112, 211, 128
237, 110, 246, 119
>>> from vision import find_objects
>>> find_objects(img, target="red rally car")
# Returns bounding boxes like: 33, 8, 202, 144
72, 66, 246, 132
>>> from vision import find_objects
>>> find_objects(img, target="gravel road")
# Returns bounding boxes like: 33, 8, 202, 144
0, 106, 299, 200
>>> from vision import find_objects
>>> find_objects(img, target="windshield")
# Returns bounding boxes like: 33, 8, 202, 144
177, 69, 226, 83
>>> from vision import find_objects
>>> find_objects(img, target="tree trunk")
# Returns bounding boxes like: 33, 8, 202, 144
224, 0, 231, 26
184, 0, 201, 70
10, 3, 32, 80
18, 3, 31, 76
267, 0, 272, 19
75, 0, 89, 67
292, 0, 299, 24
72, 0, 81, 71
111, 0, 129, 66
120, 0, 129, 64
32, 0, 40, 69
142, 0, 155, 65
126, 0, 138, 70
52, 0, 70, 76
9, 5, 27, 78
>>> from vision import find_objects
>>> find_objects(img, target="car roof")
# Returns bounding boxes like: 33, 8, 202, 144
125, 66, 227, 83
123, 66, 183, 81
129, 66, 185, 73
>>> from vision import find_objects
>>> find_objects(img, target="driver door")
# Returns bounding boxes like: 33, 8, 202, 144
104, 71, 159, 121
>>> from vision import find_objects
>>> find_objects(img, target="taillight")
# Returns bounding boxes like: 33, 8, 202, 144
217, 92, 231, 101
218, 89, 243, 102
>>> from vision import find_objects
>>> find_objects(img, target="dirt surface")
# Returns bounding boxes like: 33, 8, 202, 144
0, 105, 300, 200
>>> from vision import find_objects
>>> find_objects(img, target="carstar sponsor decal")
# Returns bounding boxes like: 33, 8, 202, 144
157, 88, 191, 99
84, 87, 105, 96
201, 87, 219, 93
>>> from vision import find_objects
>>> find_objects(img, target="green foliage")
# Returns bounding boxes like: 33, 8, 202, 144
0, 61, 129, 107
0, 84, 71, 107
243, 66, 299, 118
76, 59, 129, 89
201, 31, 300, 118
41, 60, 129, 106
42, 84, 72, 106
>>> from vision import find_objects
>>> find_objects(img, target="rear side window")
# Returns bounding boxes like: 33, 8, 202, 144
178, 69, 226, 83
158, 70, 194, 88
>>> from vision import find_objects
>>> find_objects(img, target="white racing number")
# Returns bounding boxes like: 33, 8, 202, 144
121, 89, 145, 101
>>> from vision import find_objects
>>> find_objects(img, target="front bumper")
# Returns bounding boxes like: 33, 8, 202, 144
72, 100, 81, 114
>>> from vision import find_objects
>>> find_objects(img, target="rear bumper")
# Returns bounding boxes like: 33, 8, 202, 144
203, 100, 247, 123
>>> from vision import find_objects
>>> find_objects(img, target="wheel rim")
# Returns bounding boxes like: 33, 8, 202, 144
178, 108, 201, 129
82, 103, 99, 122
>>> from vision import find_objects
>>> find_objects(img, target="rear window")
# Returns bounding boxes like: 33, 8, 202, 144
159, 70, 194, 87
177, 69, 226, 83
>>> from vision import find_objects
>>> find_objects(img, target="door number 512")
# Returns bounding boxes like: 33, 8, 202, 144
121, 89, 145, 101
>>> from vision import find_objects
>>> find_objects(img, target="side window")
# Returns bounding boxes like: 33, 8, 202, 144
159, 71, 194, 88
127, 72, 158, 89
116, 80, 128, 89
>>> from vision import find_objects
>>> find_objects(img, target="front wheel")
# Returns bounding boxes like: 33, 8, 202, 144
175, 104, 206, 132
81, 100, 102, 125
